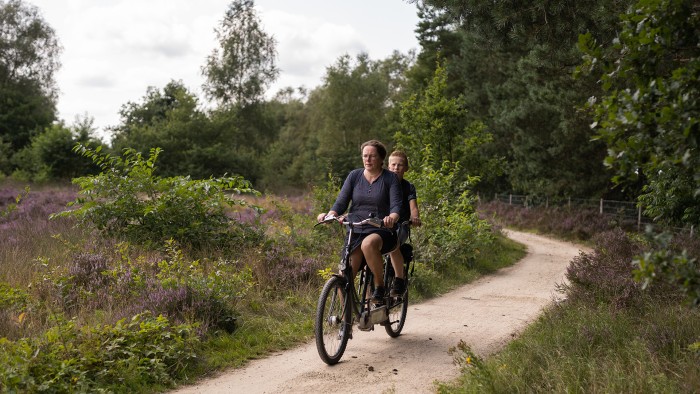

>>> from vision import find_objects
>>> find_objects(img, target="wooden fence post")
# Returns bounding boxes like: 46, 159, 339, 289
691, 225, 695, 237
638, 205, 642, 231
509, 194, 512, 205
600, 198, 603, 215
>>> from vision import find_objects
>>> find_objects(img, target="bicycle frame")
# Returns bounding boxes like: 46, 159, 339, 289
314, 216, 410, 364
336, 218, 387, 332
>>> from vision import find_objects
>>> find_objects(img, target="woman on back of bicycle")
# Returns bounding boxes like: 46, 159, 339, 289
316, 140, 402, 304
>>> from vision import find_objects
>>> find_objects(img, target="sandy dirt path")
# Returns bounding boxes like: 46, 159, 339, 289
171, 230, 588, 393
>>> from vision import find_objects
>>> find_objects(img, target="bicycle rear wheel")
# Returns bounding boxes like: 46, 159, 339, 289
385, 276, 408, 337
314, 275, 351, 365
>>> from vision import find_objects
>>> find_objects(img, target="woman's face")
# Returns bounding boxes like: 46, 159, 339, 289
362, 146, 383, 172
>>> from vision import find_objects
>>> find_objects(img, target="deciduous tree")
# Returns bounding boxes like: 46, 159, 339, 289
0, 0, 60, 152
202, 0, 278, 107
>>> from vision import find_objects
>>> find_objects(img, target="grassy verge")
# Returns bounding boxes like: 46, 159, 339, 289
438, 299, 700, 393
435, 203, 700, 393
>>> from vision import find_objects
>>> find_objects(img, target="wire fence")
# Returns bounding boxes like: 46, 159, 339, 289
481, 192, 696, 237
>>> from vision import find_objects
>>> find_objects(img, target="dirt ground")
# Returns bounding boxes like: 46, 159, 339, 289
171, 230, 589, 393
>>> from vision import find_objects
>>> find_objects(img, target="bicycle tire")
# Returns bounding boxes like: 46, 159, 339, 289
314, 275, 351, 365
384, 274, 409, 337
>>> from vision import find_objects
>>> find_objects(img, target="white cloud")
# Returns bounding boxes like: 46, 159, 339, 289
25, 0, 419, 139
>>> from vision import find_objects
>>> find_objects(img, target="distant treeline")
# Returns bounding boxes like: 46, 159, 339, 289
2, 0, 698, 229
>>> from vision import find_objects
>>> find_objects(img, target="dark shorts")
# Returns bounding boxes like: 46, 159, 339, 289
347, 228, 398, 256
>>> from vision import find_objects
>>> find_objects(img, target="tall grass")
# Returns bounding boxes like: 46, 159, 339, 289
437, 203, 700, 393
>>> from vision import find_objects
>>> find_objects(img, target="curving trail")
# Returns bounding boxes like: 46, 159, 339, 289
171, 230, 589, 393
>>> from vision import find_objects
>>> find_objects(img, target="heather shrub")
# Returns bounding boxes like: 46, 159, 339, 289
256, 238, 326, 290
31, 239, 254, 335
562, 229, 687, 310
479, 200, 616, 241
53, 144, 261, 249
0, 312, 199, 393
563, 229, 646, 309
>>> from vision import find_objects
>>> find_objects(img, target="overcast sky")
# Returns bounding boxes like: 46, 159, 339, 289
26, 0, 420, 140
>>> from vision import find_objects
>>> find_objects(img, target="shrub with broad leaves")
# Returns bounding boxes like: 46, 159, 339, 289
52, 144, 261, 249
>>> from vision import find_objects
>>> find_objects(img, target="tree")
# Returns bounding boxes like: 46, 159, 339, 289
310, 53, 397, 177
110, 81, 222, 178
579, 0, 700, 306
407, 0, 630, 197
580, 0, 699, 227
396, 61, 498, 183
0, 0, 60, 152
11, 116, 101, 181
202, 0, 278, 107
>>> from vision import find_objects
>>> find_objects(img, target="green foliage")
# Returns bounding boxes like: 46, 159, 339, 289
397, 61, 480, 165
202, 0, 279, 107
579, 0, 700, 306
409, 146, 493, 271
0, 313, 199, 392
312, 53, 396, 177
396, 61, 502, 187
0, 282, 29, 311
580, 0, 700, 226
52, 144, 261, 249
111, 81, 226, 179
635, 230, 700, 306
411, 0, 626, 197
0, 0, 60, 154
11, 122, 100, 181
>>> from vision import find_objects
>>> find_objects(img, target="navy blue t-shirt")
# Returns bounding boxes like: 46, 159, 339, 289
331, 168, 402, 233
399, 178, 417, 222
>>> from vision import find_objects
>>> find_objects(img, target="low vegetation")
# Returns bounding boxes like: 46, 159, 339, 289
438, 201, 700, 393
0, 143, 506, 392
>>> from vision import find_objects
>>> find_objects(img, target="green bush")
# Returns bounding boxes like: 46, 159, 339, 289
0, 312, 199, 393
53, 144, 261, 249
408, 148, 493, 272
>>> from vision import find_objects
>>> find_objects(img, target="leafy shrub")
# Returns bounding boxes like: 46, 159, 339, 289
634, 229, 700, 306
53, 144, 261, 249
0, 282, 29, 311
408, 149, 493, 272
0, 313, 199, 392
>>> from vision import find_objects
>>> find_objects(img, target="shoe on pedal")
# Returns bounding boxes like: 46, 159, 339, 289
371, 286, 386, 305
390, 277, 406, 297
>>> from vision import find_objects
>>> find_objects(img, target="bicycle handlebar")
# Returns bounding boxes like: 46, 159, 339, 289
315, 215, 413, 229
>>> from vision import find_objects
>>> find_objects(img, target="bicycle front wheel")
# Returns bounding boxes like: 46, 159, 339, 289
314, 275, 351, 365
385, 278, 408, 337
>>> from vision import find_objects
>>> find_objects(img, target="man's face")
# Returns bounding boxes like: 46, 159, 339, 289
388, 156, 407, 179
